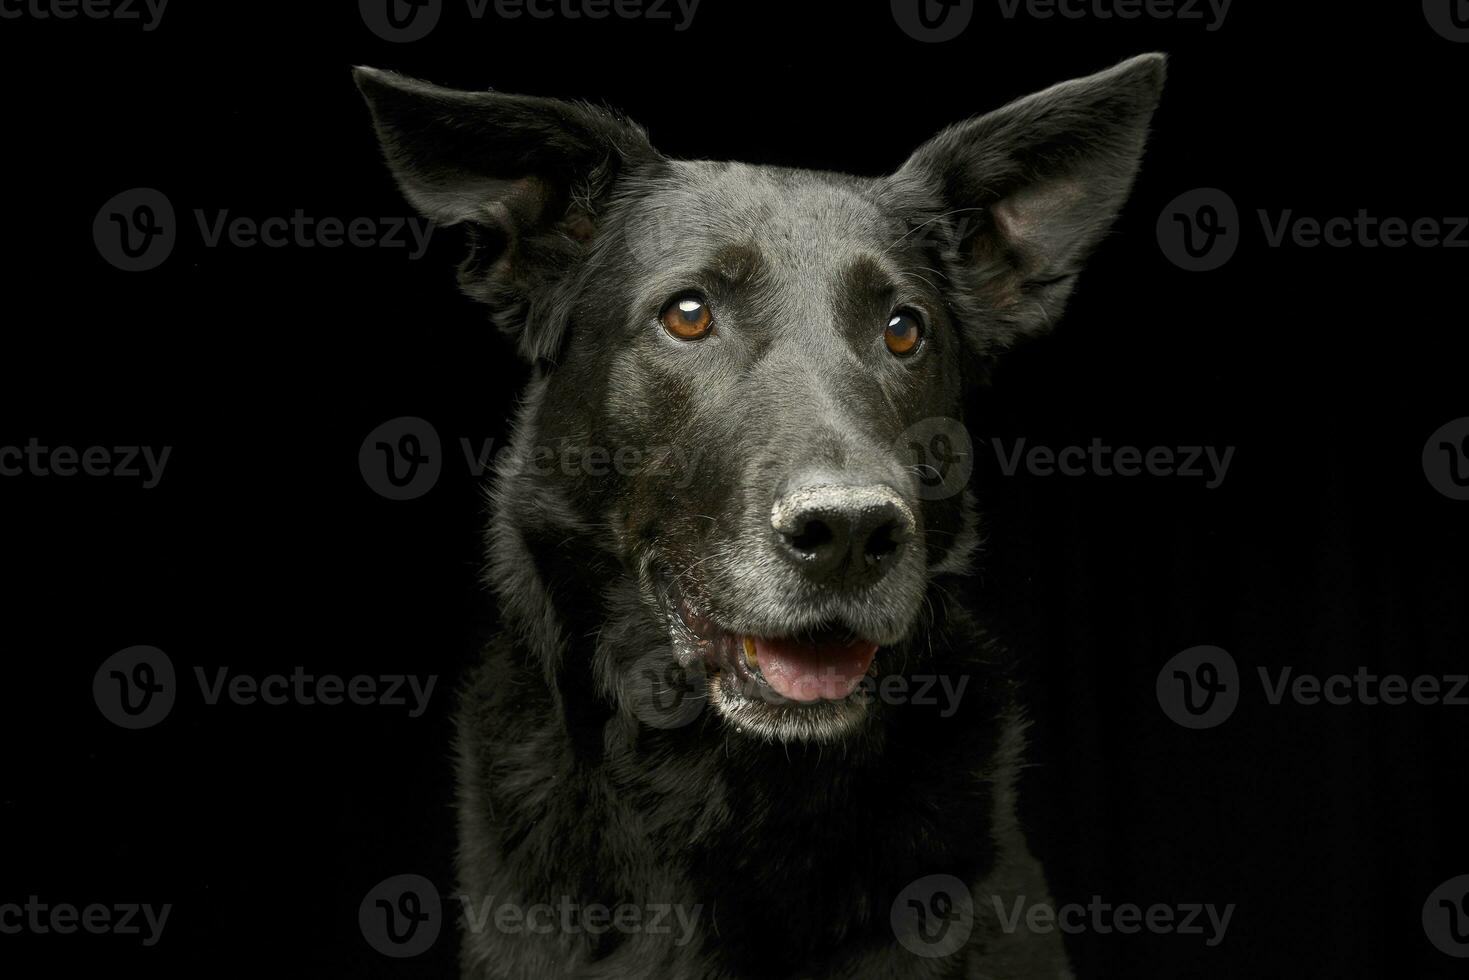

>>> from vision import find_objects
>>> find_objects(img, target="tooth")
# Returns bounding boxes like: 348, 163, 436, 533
743, 636, 758, 671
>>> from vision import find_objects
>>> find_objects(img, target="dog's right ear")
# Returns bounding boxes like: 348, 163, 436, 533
353, 67, 659, 360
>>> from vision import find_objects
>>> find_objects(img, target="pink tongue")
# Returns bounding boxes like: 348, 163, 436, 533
753, 635, 878, 703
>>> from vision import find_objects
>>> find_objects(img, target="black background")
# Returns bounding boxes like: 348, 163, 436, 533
3, 1, 1467, 977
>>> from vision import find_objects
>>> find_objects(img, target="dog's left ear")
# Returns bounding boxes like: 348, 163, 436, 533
353, 67, 660, 360
891, 53, 1165, 348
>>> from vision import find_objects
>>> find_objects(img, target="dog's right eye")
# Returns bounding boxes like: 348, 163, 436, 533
884, 309, 924, 357
660, 294, 714, 341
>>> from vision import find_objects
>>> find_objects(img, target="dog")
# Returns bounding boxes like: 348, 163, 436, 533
356, 53, 1164, 978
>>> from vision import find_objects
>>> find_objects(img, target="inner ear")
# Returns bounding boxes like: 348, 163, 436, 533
354, 67, 659, 361
354, 66, 656, 243
479, 176, 589, 247
892, 53, 1166, 346
993, 179, 1089, 273
972, 177, 1098, 304
487, 176, 553, 236
565, 213, 596, 243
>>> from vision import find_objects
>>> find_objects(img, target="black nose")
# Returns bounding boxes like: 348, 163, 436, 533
772, 484, 915, 586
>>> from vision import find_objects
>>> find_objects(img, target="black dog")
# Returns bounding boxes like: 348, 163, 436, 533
356, 53, 1163, 978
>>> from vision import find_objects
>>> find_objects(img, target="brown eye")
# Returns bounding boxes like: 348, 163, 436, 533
884, 309, 923, 357
661, 295, 714, 341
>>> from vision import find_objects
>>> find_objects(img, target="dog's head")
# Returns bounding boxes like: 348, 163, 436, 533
357, 56, 1163, 743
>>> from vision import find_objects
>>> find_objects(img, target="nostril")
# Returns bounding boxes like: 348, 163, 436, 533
864, 520, 901, 563
790, 518, 834, 555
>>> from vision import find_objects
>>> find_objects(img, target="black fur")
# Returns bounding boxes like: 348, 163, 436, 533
356, 54, 1164, 978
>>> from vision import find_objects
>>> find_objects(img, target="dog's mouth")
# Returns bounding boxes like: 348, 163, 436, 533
653, 569, 890, 741
677, 593, 879, 704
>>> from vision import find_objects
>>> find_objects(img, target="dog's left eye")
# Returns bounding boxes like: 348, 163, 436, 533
884, 309, 924, 357
661, 294, 714, 341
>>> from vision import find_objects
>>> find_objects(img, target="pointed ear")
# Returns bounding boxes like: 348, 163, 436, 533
890, 53, 1165, 349
353, 67, 660, 360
